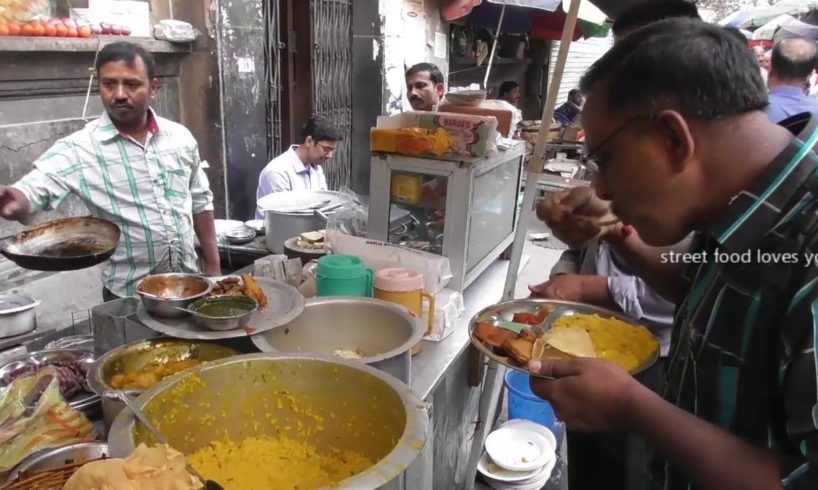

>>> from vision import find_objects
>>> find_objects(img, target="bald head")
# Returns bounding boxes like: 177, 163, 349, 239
770, 38, 818, 84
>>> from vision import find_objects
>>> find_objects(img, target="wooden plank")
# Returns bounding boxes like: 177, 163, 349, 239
0, 36, 193, 54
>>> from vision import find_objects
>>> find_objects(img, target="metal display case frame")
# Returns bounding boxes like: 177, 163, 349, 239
368, 143, 525, 291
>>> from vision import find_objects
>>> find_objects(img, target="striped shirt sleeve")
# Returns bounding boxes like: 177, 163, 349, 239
779, 294, 818, 487
188, 142, 214, 214
12, 140, 78, 211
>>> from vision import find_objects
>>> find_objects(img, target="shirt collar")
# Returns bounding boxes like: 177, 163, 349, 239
707, 114, 818, 252
288, 145, 317, 175
769, 85, 807, 97
95, 108, 161, 143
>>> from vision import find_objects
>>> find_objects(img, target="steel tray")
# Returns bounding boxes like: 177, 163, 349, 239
468, 298, 660, 378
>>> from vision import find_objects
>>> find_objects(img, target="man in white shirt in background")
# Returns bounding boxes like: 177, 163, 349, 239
255, 116, 342, 218
753, 45, 769, 85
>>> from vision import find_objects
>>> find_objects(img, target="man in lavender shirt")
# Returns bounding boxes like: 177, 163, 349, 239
766, 38, 818, 123
255, 116, 343, 218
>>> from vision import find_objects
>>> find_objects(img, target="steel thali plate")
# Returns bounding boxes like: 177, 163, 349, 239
468, 298, 660, 378
136, 277, 304, 340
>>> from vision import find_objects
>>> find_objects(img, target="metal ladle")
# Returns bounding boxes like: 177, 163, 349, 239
108, 391, 224, 490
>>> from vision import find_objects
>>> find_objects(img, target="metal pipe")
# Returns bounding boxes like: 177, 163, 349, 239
502, 0, 583, 301
483, 4, 507, 89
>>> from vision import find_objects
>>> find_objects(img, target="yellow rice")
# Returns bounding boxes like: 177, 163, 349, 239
187, 435, 372, 490
551, 313, 658, 372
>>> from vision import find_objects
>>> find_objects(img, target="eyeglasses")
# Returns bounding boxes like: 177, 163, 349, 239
318, 143, 336, 155
581, 115, 652, 173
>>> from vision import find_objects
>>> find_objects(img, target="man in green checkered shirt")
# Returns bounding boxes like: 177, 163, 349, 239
530, 20, 817, 490
0, 42, 220, 299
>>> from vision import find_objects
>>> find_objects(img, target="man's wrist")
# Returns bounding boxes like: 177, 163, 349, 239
618, 378, 656, 432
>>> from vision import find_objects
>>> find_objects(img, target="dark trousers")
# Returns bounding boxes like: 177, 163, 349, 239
567, 358, 666, 490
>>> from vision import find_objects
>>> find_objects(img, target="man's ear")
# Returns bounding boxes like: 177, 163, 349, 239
304, 135, 315, 146
656, 110, 695, 173
436, 83, 445, 97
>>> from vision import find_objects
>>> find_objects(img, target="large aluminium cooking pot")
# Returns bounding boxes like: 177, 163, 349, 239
0, 217, 120, 271
251, 297, 423, 384
108, 353, 429, 490
257, 190, 349, 253
0, 294, 38, 338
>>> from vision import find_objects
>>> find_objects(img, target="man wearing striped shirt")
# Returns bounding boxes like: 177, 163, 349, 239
0, 42, 220, 299
529, 20, 817, 490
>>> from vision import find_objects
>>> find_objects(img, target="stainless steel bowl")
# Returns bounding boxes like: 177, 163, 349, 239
187, 295, 258, 331
244, 219, 265, 234
135, 273, 212, 318
5, 442, 109, 484
108, 354, 429, 489
87, 338, 237, 429
251, 297, 423, 384
224, 226, 256, 245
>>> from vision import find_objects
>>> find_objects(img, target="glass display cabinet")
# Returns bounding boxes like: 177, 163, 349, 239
368, 142, 525, 291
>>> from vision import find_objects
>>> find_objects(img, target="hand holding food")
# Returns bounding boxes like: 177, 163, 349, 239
536, 186, 622, 248
527, 356, 645, 433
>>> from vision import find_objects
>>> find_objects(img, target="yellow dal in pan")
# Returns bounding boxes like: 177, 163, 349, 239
551, 313, 658, 372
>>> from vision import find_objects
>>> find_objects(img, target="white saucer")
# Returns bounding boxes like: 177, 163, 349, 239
477, 451, 540, 483
484, 454, 557, 490
500, 419, 557, 453
485, 426, 553, 472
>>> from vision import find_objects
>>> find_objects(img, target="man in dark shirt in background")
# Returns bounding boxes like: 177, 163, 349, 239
530, 19, 817, 490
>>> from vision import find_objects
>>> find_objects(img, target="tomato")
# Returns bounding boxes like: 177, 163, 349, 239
21, 23, 36, 36
8, 23, 21, 36
78, 26, 91, 38
66, 27, 78, 37
55, 24, 68, 37
44, 23, 57, 37
0, 24, 9, 36
31, 22, 46, 36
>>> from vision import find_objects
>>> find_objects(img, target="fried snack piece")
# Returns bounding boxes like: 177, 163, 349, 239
512, 306, 554, 325
211, 276, 242, 296
240, 273, 268, 309
474, 322, 518, 348
503, 337, 535, 365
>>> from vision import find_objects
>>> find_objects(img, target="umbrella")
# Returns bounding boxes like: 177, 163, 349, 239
752, 13, 800, 40
775, 20, 818, 42
720, 5, 805, 30
478, 0, 608, 87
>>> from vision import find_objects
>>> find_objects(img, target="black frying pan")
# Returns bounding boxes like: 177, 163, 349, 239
0, 217, 121, 271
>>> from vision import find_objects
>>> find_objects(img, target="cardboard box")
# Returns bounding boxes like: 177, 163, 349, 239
376, 111, 498, 157
438, 100, 514, 137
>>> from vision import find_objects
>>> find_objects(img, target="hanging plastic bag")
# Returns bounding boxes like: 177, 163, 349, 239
0, 367, 95, 472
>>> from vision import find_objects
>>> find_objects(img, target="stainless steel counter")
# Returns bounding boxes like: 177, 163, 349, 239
411, 259, 507, 401
406, 259, 566, 490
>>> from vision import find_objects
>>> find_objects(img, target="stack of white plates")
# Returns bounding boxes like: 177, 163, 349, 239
478, 419, 558, 490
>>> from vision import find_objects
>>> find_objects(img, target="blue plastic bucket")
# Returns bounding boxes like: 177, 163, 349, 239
504, 370, 556, 430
